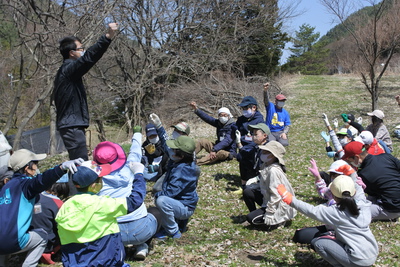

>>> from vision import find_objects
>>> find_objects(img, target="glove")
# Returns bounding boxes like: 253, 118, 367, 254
144, 143, 156, 154
149, 113, 162, 128
356, 176, 366, 190
148, 164, 160, 173
341, 113, 349, 123
235, 130, 241, 144
133, 125, 142, 133
327, 151, 336, 158
333, 118, 338, 129
322, 113, 330, 127
320, 131, 330, 142
356, 117, 363, 125
277, 184, 293, 205
61, 158, 84, 174
129, 162, 145, 175
308, 158, 320, 178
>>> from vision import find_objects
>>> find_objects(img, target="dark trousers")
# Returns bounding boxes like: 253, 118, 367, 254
243, 186, 263, 212
59, 127, 88, 160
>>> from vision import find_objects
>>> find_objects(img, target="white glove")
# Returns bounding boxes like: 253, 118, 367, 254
356, 117, 363, 125
149, 113, 162, 128
61, 158, 84, 174
129, 162, 145, 175
333, 118, 338, 129
235, 130, 241, 144
322, 113, 330, 127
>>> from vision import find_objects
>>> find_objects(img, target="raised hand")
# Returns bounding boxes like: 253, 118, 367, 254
320, 131, 330, 143
61, 158, 85, 174
149, 113, 162, 128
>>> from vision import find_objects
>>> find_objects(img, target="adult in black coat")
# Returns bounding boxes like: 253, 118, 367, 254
52, 23, 118, 160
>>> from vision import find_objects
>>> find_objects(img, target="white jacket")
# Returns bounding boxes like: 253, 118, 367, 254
259, 163, 297, 225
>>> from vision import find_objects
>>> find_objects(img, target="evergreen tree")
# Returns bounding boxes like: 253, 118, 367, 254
283, 23, 329, 74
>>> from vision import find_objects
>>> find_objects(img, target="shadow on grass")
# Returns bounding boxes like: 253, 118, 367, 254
212, 173, 242, 191
293, 251, 331, 267
239, 250, 328, 267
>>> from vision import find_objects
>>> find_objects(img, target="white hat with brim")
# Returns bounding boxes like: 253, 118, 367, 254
367, 110, 384, 120
258, 141, 286, 165
328, 175, 356, 198
8, 149, 47, 172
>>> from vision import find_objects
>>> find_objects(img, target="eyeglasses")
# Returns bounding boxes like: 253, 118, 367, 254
73, 47, 85, 51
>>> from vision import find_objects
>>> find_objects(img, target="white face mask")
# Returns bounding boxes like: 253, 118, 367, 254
79, 51, 85, 57
242, 109, 254, 118
169, 150, 181, 162
219, 117, 229, 124
149, 136, 159, 144
260, 153, 274, 163
339, 137, 349, 147
171, 131, 181, 140
276, 101, 285, 108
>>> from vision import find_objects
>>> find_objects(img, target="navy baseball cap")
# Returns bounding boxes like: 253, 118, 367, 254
145, 123, 157, 137
238, 96, 258, 107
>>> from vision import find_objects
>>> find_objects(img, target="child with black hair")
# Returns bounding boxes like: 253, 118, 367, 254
278, 175, 378, 266
30, 177, 70, 264
149, 113, 200, 239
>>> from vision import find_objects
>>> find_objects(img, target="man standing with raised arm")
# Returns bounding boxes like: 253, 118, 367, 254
53, 23, 119, 160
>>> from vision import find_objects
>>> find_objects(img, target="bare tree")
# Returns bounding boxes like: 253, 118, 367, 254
321, 0, 400, 110
1, 0, 300, 151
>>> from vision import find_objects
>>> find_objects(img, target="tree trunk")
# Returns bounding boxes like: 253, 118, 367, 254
49, 104, 58, 155
12, 84, 53, 150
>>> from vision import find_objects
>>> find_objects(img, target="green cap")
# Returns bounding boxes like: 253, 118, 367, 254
248, 123, 271, 135
166, 136, 195, 154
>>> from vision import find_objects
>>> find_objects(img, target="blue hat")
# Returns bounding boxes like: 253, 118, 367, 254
238, 96, 258, 107
72, 161, 111, 188
146, 123, 157, 137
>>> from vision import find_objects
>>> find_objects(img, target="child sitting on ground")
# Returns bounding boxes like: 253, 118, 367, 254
278, 175, 378, 266
55, 160, 146, 266
30, 176, 70, 264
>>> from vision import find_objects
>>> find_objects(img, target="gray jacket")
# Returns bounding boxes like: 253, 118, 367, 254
290, 184, 378, 266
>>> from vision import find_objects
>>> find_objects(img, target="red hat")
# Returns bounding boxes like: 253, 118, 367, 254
93, 141, 127, 173
342, 141, 365, 160
275, 94, 287, 101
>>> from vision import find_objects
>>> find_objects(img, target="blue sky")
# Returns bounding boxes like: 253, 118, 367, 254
280, 0, 338, 64
279, 0, 369, 64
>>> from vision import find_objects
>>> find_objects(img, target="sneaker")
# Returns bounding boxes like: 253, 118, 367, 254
133, 243, 148, 260
154, 229, 182, 240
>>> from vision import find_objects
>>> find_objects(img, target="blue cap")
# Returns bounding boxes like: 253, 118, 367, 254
238, 96, 258, 107
146, 123, 157, 137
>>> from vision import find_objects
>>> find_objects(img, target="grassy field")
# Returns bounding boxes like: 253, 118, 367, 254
34, 74, 400, 266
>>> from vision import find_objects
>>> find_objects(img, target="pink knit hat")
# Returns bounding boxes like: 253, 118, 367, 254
93, 141, 127, 173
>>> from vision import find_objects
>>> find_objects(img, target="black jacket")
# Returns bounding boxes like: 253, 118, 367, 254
359, 153, 400, 212
53, 35, 112, 129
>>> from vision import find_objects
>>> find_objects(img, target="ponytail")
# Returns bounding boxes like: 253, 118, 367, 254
337, 191, 359, 216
